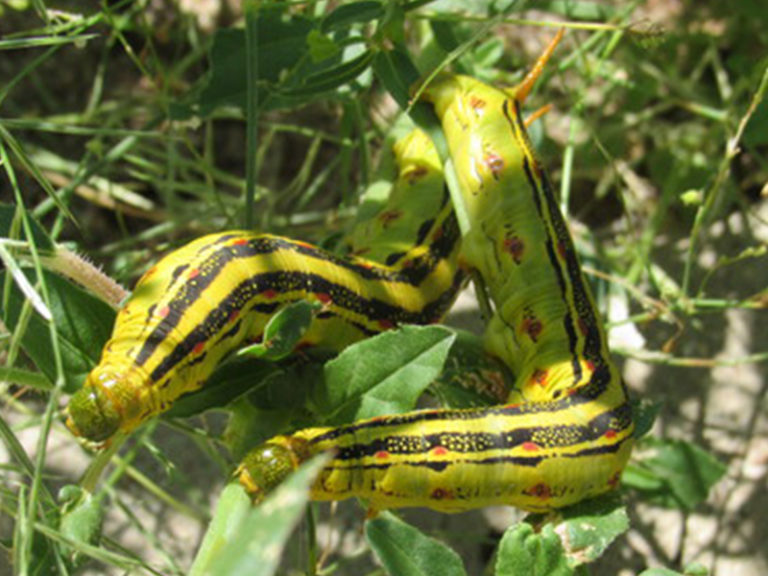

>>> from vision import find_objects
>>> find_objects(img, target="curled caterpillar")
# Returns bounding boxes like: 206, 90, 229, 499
66, 130, 464, 443
238, 34, 634, 513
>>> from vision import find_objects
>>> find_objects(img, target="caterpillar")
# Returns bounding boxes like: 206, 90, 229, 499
66, 129, 464, 443
238, 34, 634, 513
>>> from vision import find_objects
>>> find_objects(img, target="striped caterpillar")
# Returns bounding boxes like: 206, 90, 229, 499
66, 129, 464, 443
238, 34, 634, 513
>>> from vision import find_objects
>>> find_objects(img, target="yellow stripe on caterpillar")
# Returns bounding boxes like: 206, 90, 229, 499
67, 130, 462, 443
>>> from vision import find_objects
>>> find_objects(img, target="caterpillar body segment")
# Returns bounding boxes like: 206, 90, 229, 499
240, 43, 633, 512
67, 131, 463, 443
346, 129, 448, 265
239, 381, 633, 513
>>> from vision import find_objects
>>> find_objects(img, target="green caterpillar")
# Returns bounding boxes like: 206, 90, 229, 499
66, 129, 464, 443
238, 34, 634, 513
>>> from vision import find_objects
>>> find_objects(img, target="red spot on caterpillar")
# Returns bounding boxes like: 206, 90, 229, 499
503, 235, 525, 264
232, 238, 249, 246
374, 450, 390, 460
530, 369, 548, 387
522, 316, 543, 342
262, 289, 277, 299
316, 293, 332, 305
188, 268, 200, 279
525, 483, 551, 499
604, 429, 617, 439
405, 166, 428, 185
585, 359, 596, 372
228, 310, 239, 323
431, 487, 454, 500
578, 317, 589, 336
522, 442, 540, 452
378, 319, 395, 330
484, 152, 504, 179
608, 471, 621, 488
377, 209, 403, 228
193, 341, 206, 355
432, 446, 448, 456
157, 305, 170, 319
557, 241, 567, 260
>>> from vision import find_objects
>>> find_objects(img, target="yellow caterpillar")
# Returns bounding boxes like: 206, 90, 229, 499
238, 34, 634, 513
66, 130, 464, 443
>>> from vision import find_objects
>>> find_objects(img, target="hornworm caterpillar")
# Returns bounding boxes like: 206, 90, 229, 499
238, 34, 634, 513
66, 130, 464, 443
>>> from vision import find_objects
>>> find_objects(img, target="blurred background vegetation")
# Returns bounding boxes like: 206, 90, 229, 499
1, 1, 766, 575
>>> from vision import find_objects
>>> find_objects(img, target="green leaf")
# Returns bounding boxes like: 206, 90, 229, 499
372, 46, 421, 110
164, 356, 280, 419
194, 455, 330, 576
624, 437, 727, 510
306, 29, 340, 62
495, 523, 573, 576
0, 202, 54, 250
59, 488, 104, 567
321, 1, 384, 32
315, 325, 456, 425
197, 11, 313, 115
188, 484, 253, 576
282, 49, 374, 97
550, 495, 629, 566
631, 398, 662, 439
0, 270, 115, 393
365, 511, 467, 576
238, 300, 319, 361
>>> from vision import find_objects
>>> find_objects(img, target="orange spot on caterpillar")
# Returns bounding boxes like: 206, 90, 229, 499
604, 429, 617, 439
522, 442, 540, 452
232, 238, 249, 246
432, 446, 448, 456
484, 152, 504, 179
608, 471, 621, 488
374, 450, 390, 460
503, 235, 525, 264
530, 369, 548, 387
525, 483, 552, 499
157, 305, 170, 318
262, 289, 277, 299
143, 266, 157, 280
469, 95, 486, 116
431, 487, 454, 500
193, 341, 206, 355
585, 359, 596, 372
228, 310, 239, 323
188, 268, 200, 279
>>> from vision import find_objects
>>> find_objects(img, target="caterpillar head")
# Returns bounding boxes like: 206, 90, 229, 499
237, 437, 310, 502
66, 366, 142, 443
